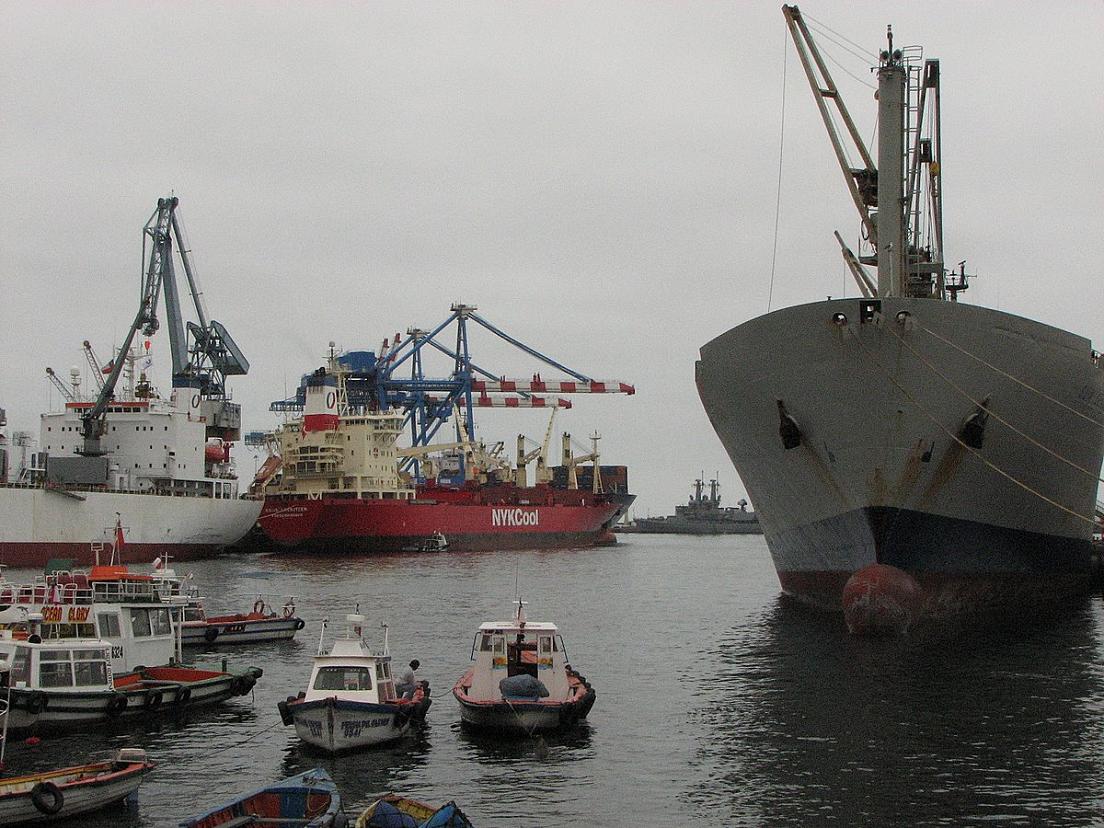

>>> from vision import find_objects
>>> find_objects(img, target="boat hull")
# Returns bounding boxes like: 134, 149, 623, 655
180, 768, 341, 828
259, 488, 634, 552
0, 756, 153, 826
181, 615, 303, 646
696, 297, 1104, 619
286, 697, 419, 754
1, 665, 262, 735
0, 486, 262, 567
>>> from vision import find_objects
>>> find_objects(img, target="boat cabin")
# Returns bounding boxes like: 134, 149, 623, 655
0, 633, 114, 693
303, 614, 398, 704
465, 602, 571, 702
0, 566, 182, 673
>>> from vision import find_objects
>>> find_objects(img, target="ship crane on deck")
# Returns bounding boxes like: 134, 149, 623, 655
515, 405, 559, 487
561, 431, 603, 493
75, 196, 249, 456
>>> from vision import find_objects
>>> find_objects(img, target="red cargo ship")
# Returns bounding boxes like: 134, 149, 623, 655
255, 337, 634, 552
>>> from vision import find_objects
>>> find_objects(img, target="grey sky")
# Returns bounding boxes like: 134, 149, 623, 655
2, 1, 1102, 516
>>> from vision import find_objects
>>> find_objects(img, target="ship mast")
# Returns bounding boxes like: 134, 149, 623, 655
782, 5, 949, 300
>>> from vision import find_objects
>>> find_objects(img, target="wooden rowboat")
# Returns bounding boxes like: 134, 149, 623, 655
0, 747, 154, 826
179, 767, 343, 827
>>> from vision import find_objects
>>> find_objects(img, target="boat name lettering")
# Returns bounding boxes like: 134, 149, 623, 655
41, 605, 91, 624
223, 624, 246, 633
340, 718, 391, 738
491, 508, 540, 528
305, 720, 323, 738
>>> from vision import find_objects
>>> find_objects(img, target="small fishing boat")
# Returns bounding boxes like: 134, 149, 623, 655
0, 748, 154, 825
401, 532, 449, 553
452, 601, 595, 733
0, 631, 262, 736
355, 792, 474, 828
179, 767, 343, 827
179, 598, 306, 647
149, 555, 305, 646
277, 613, 431, 754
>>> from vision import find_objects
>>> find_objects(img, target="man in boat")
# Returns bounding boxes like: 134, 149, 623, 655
396, 659, 420, 698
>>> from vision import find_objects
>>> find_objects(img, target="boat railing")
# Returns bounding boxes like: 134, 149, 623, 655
0, 573, 164, 606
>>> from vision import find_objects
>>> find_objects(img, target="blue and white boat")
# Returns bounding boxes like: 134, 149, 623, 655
179, 768, 342, 827
278, 614, 430, 754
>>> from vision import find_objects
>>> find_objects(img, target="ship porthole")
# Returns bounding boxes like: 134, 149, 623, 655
831, 313, 847, 326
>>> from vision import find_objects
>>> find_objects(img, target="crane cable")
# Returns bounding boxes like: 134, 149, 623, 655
882, 321, 1104, 485
767, 26, 788, 314
844, 327, 1097, 528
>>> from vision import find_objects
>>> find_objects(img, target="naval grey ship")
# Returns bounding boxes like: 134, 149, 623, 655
626, 478, 761, 535
695, 6, 1104, 617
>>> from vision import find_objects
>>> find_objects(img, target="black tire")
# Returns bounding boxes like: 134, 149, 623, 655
105, 693, 128, 717
204, 626, 219, 643
30, 781, 64, 815
145, 689, 164, 710
293, 617, 305, 630
231, 676, 250, 696
24, 692, 47, 714
175, 685, 192, 706
278, 699, 293, 726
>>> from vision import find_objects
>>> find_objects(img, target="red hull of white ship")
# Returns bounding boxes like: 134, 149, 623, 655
259, 484, 633, 552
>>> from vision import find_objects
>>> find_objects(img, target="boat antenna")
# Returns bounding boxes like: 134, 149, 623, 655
317, 618, 328, 656
381, 622, 390, 655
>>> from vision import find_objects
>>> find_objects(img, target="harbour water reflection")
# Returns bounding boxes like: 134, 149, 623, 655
5, 535, 1104, 825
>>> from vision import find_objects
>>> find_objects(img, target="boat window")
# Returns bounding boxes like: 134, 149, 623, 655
39, 651, 74, 688
98, 613, 122, 638
9, 648, 31, 687
74, 659, 108, 687
480, 634, 496, 651
150, 608, 171, 636
313, 666, 374, 691
539, 636, 552, 656
129, 608, 153, 637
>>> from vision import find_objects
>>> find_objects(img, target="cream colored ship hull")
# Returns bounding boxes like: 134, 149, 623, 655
0, 485, 261, 566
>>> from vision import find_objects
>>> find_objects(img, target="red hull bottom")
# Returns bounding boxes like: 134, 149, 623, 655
0, 542, 224, 570
284, 531, 616, 555
779, 570, 1094, 624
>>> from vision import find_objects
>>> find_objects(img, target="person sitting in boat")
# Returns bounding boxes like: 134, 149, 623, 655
395, 659, 420, 698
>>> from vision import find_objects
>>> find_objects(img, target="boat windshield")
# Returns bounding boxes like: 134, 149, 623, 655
313, 666, 374, 691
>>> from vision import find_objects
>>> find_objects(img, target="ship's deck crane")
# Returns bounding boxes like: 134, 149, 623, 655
77, 197, 248, 456
515, 405, 559, 487
270, 302, 633, 481
561, 431, 603, 493
82, 340, 106, 392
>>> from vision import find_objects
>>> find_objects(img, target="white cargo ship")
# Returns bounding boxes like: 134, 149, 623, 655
0, 197, 260, 567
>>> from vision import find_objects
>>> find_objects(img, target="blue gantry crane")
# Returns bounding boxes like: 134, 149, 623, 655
270, 303, 634, 476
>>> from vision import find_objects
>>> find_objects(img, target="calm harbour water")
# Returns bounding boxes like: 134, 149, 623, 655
7, 534, 1104, 826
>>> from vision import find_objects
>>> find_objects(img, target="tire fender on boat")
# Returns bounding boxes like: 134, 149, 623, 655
145, 689, 164, 710
204, 626, 219, 643
105, 693, 128, 717
293, 617, 305, 630
30, 781, 64, 815
24, 691, 47, 714
231, 676, 252, 696
278, 698, 294, 726
392, 707, 411, 729
174, 685, 192, 707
